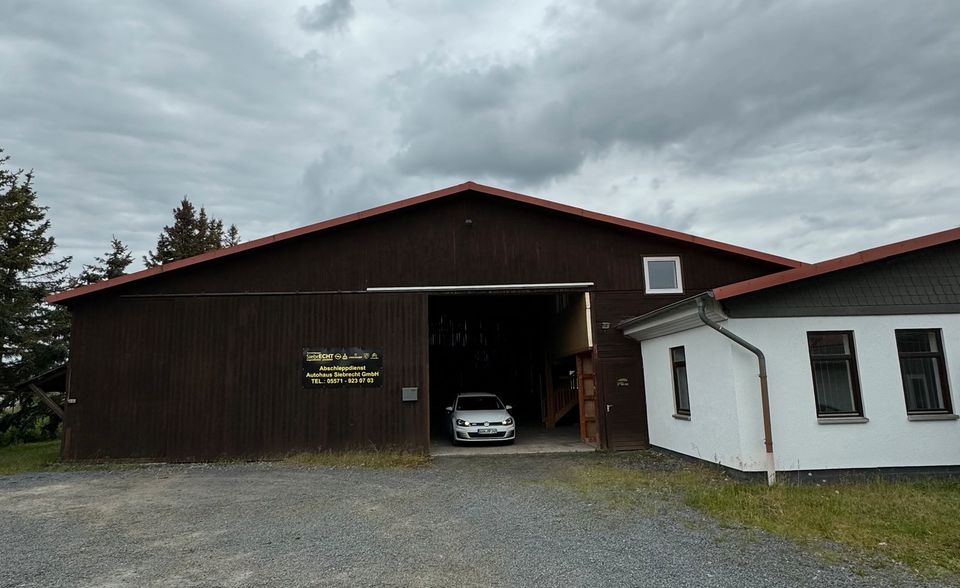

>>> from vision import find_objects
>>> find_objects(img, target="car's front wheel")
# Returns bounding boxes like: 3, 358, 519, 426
450, 423, 459, 446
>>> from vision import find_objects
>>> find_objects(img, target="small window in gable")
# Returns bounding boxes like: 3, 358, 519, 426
644, 256, 683, 294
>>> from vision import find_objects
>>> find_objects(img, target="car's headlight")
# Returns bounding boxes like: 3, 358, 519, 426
456, 419, 469, 426
504, 417, 513, 425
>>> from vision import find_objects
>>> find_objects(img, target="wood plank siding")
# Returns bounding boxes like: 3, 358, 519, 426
62, 190, 790, 460
66, 293, 427, 460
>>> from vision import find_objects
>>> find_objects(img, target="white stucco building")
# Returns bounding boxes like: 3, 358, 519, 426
620, 228, 960, 483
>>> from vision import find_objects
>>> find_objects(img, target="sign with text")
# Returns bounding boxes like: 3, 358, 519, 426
302, 348, 383, 388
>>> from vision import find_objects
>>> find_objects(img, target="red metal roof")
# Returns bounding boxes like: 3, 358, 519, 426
48, 181, 802, 304
713, 226, 960, 301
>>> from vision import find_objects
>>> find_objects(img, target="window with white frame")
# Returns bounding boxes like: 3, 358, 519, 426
643, 256, 683, 294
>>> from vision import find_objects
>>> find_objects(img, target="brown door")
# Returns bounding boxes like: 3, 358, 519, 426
600, 357, 649, 450
577, 353, 599, 445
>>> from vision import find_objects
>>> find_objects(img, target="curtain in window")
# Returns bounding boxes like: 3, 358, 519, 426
896, 330, 949, 413
812, 359, 857, 414
901, 357, 945, 411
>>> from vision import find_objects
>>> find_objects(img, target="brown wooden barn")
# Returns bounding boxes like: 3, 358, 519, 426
48, 182, 800, 461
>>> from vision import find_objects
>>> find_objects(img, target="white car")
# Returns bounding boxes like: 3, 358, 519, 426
446, 392, 516, 445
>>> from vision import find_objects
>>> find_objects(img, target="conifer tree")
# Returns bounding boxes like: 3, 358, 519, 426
76, 236, 133, 284
0, 149, 71, 442
202, 212, 224, 251
144, 197, 200, 267
143, 197, 238, 267
225, 224, 241, 247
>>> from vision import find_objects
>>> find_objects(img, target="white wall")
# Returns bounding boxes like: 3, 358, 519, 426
640, 328, 767, 471
732, 314, 960, 471
641, 313, 960, 472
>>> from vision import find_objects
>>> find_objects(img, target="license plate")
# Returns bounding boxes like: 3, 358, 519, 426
477, 428, 496, 434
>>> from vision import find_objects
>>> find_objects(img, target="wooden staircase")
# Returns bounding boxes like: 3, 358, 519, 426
543, 351, 598, 444
546, 384, 579, 428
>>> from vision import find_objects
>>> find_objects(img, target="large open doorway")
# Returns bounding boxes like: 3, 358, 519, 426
427, 291, 597, 455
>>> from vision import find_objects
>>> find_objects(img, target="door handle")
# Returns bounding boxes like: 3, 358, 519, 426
606, 404, 613, 413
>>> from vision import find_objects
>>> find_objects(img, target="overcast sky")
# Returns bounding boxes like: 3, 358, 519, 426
2, 0, 958, 272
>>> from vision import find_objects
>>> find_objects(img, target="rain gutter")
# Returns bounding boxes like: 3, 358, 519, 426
696, 296, 777, 486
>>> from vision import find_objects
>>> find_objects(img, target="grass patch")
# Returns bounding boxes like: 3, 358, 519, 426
0, 442, 430, 473
555, 456, 960, 578
0, 440, 61, 475
549, 461, 706, 509
283, 449, 430, 469
686, 476, 960, 578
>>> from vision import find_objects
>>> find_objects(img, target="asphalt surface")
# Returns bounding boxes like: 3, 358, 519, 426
0, 453, 949, 587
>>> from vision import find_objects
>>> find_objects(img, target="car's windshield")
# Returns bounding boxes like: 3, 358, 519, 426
456, 396, 503, 411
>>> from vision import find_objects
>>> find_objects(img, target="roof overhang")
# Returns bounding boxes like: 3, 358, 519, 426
14, 364, 68, 393
618, 293, 726, 342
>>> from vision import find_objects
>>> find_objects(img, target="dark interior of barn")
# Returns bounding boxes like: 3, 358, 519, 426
427, 293, 586, 445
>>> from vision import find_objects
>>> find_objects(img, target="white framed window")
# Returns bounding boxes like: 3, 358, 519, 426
643, 256, 683, 294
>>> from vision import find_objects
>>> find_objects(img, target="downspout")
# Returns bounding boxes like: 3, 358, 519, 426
696, 297, 776, 486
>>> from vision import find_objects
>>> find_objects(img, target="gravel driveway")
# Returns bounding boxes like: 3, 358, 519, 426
0, 453, 947, 587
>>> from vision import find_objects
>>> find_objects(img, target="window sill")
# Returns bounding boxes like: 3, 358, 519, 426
672, 413, 691, 421
817, 416, 869, 425
908, 413, 959, 422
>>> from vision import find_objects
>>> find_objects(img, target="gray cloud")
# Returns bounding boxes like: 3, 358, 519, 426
393, 1, 960, 184
0, 1, 335, 266
299, 144, 398, 220
0, 0, 958, 274
297, 0, 355, 34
